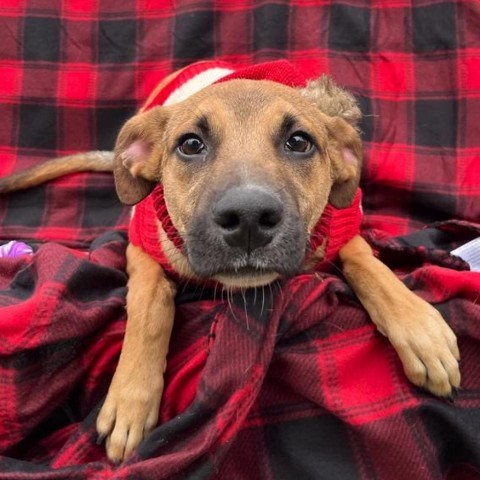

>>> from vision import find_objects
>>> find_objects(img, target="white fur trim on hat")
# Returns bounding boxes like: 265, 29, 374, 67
163, 67, 234, 106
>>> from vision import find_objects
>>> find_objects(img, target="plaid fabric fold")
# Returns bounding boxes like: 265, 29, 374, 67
1, 228, 480, 479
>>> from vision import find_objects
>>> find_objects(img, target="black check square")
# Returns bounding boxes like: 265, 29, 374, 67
66, 254, 126, 302
8, 267, 36, 301
3, 188, 46, 228
329, 4, 370, 52
415, 99, 457, 148
356, 95, 374, 142
254, 4, 289, 51
174, 11, 215, 60
265, 415, 358, 480
410, 190, 456, 224
98, 20, 137, 63
413, 3, 456, 52
96, 106, 135, 150
82, 184, 124, 228
19, 104, 57, 150
420, 403, 480, 467
24, 17, 61, 62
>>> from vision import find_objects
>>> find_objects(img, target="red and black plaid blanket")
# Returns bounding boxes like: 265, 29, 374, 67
1, 2, 480, 479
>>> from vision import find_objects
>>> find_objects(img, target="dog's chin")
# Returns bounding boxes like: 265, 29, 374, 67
213, 269, 280, 288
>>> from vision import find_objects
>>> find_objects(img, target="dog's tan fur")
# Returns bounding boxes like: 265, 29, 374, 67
0, 74, 460, 463
0, 151, 114, 193
100, 243, 176, 460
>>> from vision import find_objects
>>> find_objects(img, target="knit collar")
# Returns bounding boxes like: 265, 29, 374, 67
150, 184, 362, 271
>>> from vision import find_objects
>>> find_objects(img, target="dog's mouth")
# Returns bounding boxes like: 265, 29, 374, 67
190, 258, 299, 287
213, 265, 281, 288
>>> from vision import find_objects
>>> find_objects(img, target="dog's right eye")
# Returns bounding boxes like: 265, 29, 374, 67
178, 135, 206, 156
285, 133, 313, 154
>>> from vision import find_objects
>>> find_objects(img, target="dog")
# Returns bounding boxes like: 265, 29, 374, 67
0, 61, 460, 464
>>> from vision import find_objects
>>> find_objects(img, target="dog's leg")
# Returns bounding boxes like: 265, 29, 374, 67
96, 243, 176, 463
339, 235, 460, 396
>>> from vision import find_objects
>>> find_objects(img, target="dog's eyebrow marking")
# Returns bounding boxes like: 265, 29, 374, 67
195, 115, 210, 137
274, 113, 302, 145
278, 113, 298, 138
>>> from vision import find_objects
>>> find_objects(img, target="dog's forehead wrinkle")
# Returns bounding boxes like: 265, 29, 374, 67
193, 80, 302, 123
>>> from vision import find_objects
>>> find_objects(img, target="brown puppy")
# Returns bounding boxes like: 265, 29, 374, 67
0, 74, 460, 463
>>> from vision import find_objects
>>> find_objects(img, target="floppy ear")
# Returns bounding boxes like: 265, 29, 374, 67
325, 118, 362, 208
113, 107, 168, 205
300, 75, 363, 208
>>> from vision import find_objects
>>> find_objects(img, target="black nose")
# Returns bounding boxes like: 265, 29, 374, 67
212, 186, 284, 252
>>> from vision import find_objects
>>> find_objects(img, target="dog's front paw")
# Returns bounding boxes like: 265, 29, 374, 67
96, 368, 164, 464
386, 300, 460, 397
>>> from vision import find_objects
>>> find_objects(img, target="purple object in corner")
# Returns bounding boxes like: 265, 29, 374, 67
0, 241, 33, 258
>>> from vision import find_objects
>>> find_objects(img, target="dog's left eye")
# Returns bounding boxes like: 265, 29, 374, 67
285, 133, 313, 153
178, 135, 206, 156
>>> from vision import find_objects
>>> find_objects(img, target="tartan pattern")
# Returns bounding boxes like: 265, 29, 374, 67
0, 1, 480, 479
0, 231, 480, 479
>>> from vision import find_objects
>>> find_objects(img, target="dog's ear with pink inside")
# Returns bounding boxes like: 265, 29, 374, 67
326, 130, 362, 209
113, 108, 167, 205
300, 75, 363, 208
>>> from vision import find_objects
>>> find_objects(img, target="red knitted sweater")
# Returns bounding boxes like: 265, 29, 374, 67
128, 60, 363, 281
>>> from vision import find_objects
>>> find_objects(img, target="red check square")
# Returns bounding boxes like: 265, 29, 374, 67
376, 57, 412, 94
64, 0, 96, 13
332, 335, 396, 410
60, 69, 95, 102
368, 145, 415, 185
0, 66, 20, 96
464, 57, 480, 90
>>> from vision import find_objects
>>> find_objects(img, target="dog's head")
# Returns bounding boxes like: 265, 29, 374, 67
114, 76, 362, 287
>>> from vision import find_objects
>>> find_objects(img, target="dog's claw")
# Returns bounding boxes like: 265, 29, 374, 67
445, 393, 456, 404
96, 433, 107, 445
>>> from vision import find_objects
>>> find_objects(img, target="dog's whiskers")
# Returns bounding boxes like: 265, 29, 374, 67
225, 286, 237, 321
221, 285, 229, 316
261, 284, 265, 319
179, 276, 192, 296
240, 287, 249, 330
273, 278, 283, 306
268, 282, 273, 314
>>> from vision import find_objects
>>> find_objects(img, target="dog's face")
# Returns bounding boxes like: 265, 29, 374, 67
114, 77, 362, 287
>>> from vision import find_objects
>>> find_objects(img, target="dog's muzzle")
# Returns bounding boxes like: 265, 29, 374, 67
185, 185, 306, 280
